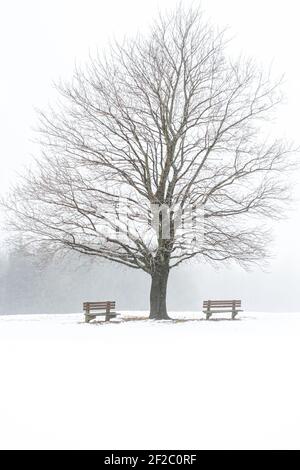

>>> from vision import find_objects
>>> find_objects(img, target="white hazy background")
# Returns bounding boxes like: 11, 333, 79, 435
0, 0, 300, 313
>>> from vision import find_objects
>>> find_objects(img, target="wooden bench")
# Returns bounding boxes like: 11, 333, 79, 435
203, 300, 242, 320
83, 301, 120, 323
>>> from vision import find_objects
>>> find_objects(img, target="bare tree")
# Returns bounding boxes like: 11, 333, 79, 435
3, 7, 295, 319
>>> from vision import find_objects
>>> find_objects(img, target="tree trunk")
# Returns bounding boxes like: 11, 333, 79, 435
149, 264, 170, 320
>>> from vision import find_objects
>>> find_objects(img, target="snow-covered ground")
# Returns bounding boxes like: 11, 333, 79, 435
0, 311, 300, 450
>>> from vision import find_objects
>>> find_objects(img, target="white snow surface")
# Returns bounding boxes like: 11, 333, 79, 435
0, 311, 300, 450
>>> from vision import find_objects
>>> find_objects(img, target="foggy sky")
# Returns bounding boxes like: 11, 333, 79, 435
1, 0, 300, 313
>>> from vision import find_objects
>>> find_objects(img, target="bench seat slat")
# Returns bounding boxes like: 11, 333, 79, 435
83, 303, 116, 307
202, 309, 243, 313
204, 300, 241, 302
203, 302, 241, 306
84, 302, 116, 309
203, 301, 241, 305
85, 312, 120, 317
84, 307, 116, 311
203, 305, 241, 308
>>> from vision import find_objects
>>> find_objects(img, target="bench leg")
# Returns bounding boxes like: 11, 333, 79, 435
85, 314, 96, 323
105, 303, 112, 322
206, 312, 212, 320
232, 311, 238, 320
105, 314, 117, 321
105, 310, 112, 322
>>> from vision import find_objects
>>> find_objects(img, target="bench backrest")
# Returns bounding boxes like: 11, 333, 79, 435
203, 300, 241, 310
83, 301, 116, 311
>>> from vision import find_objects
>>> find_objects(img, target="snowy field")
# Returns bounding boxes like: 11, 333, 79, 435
0, 311, 300, 450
